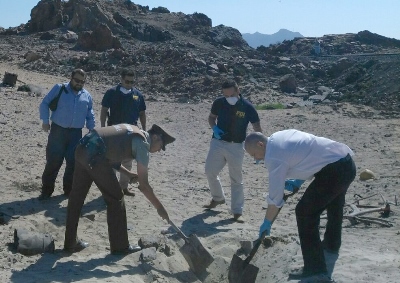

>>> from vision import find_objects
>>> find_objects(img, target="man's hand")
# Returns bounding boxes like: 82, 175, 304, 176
42, 123, 50, 132
284, 179, 305, 192
259, 218, 272, 238
212, 125, 225, 140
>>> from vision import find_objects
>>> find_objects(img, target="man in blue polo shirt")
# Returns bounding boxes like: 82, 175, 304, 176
100, 68, 146, 196
39, 68, 95, 200
203, 80, 262, 223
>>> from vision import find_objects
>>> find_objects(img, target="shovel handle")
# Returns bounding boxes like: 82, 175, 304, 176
168, 220, 190, 243
244, 231, 267, 265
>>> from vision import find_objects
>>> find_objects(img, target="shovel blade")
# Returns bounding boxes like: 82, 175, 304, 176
180, 234, 214, 274
228, 254, 259, 283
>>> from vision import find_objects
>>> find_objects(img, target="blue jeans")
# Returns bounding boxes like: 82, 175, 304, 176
41, 123, 82, 195
295, 154, 356, 275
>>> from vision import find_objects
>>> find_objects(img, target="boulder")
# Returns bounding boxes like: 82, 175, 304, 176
25, 51, 41, 63
206, 25, 249, 48
279, 74, 297, 93
29, 0, 63, 32
76, 24, 121, 51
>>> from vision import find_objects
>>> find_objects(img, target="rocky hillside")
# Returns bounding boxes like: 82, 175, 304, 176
0, 0, 399, 112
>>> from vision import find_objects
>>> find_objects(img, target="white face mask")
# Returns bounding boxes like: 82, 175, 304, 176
226, 96, 238, 105
120, 86, 132, 94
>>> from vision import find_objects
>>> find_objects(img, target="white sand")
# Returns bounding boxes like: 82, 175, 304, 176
0, 62, 399, 282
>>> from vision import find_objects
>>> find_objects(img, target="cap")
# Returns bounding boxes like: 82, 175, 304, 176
148, 124, 175, 151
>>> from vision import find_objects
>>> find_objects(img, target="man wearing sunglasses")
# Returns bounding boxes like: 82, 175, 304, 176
39, 69, 95, 200
100, 68, 146, 196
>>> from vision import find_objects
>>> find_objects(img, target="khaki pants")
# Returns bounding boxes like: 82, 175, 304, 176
64, 144, 129, 252
204, 139, 245, 214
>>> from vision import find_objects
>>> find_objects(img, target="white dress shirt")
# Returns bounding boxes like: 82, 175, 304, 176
264, 129, 354, 207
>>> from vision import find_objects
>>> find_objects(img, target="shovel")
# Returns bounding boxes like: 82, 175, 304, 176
228, 190, 299, 283
228, 231, 266, 283
169, 220, 214, 274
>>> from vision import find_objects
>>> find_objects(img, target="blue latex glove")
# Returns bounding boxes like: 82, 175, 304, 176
259, 219, 272, 238
284, 179, 305, 192
212, 125, 225, 140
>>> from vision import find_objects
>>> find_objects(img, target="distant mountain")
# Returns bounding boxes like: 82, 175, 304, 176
242, 29, 303, 48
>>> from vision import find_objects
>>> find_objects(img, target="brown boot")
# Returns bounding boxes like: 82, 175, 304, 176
203, 199, 225, 209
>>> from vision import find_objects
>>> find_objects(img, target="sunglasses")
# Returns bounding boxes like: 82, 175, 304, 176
124, 79, 134, 84
72, 77, 86, 84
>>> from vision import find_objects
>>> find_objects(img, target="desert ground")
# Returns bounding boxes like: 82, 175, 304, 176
0, 62, 399, 283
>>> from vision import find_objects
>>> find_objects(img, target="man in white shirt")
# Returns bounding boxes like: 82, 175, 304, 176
244, 130, 356, 281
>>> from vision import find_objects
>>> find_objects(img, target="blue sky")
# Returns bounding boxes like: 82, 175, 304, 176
0, 0, 399, 39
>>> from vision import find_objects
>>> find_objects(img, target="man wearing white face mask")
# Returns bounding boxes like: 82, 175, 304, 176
100, 68, 146, 196
203, 80, 262, 223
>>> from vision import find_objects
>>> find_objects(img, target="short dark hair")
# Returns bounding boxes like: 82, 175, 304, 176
72, 69, 86, 78
120, 68, 135, 78
222, 79, 238, 90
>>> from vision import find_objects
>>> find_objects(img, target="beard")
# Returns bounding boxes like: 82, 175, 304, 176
71, 85, 83, 92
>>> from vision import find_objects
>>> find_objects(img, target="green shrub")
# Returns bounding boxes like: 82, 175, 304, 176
255, 103, 285, 110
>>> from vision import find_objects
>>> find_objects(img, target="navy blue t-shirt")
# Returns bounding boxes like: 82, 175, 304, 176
101, 85, 146, 126
211, 95, 260, 143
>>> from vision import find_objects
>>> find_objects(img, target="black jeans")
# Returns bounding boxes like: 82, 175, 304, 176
295, 154, 356, 275
41, 123, 82, 195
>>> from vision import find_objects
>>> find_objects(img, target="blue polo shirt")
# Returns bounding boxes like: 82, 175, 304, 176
211, 95, 260, 143
101, 85, 146, 126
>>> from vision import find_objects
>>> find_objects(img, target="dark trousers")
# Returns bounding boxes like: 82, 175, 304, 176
41, 123, 82, 195
295, 154, 356, 275
64, 144, 129, 252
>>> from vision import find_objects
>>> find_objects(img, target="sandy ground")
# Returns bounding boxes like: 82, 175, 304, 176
0, 62, 399, 283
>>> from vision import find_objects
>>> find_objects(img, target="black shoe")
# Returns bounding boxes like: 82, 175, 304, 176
64, 239, 89, 253
38, 193, 51, 200
289, 267, 330, 280
111, 245, 141, 255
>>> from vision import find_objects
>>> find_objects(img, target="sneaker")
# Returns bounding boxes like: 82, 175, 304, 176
111, 245, 141, 255
64, 239, 89, 253
203, 199, 225, 209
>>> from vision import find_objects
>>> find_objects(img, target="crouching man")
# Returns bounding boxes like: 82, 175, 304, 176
244, 130, 356, 281
64, 123, 175, 254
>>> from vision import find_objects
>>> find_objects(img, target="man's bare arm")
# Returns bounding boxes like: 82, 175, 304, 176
208, 113, 218, 128
137, 162, 169, 221
252, 121, 262, 133
139, 111, 146, 131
